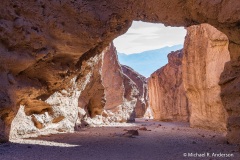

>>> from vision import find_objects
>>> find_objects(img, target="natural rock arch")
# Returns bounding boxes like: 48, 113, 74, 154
0, 0, 239, 143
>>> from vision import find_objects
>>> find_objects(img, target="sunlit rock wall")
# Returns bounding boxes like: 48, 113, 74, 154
148, 50, 189, 122
182, 24, 230, 132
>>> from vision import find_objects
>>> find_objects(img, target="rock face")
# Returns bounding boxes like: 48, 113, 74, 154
182, 24, 230, 131
121, 65, 148, 117
10, 43, 148, 139
102, 45, 125, 112
77, 43, 140, 125
0, 0, 240, 143
148, 50, 189, 122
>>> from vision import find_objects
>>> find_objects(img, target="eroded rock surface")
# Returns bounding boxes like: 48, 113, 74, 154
0, 0, 239, 143
182, 24, 230, 132
77, 43, 138, 125
121, 65, 148, 118
10, 43, 147, 139
148, 50, 189, 122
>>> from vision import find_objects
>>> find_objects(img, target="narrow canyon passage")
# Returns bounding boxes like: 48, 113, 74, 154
1, 1, 240, 160
0, 118, 239, 160
1, 20, 238, 160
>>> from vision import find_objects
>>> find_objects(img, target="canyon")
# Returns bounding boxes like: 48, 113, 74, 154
148, 24, 230, 133
10, 43, 148, 139
0, 0, 239, 155
1, 118, 240, 160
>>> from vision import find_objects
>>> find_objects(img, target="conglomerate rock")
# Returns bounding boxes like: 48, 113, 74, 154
182, 24, 230, 132
0, 0, 240, 143
148, 50, 189, 122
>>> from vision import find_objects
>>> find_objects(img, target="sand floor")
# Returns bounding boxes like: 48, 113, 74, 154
0, 118, 239, 160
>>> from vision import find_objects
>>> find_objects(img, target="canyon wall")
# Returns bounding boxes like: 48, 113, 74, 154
10, 43, 148, 139
148, 50, 189, 122
77, 44, 148, 124
148, 24, 230, 131
121, 65, 148, 118
182, 24, 230, 131
0, 0, 240, 143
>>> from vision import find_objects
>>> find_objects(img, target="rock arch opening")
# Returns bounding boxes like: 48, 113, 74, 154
3, 20, 235, 145
0, 0, 239, 149
113, 21, 231, 135
114, 21, 186, 78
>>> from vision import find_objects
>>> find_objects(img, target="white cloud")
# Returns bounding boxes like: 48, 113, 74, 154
113, 21, 186, 54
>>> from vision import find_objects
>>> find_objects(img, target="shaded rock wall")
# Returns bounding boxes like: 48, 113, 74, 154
102, 44, 125, 112
0, 0, 240, 143
10, 54, 101, 139
148, 50, 189, 122
10, 43, 147, 139
182, 24, 230, 132
78, 55, 105, 119
121, 65, 148, 117
0, 0, 133, 142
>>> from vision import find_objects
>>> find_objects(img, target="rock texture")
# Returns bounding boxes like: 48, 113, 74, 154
10, 43, 148, 139
0, 0, 240, 143
121, 65, 148, 117
148, 50, 189, 122
77, 43, 141, 125
182, 24, 230, 132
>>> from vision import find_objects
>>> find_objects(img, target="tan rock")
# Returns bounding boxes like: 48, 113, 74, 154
31, 115, 44, 129
77, 43, 136, 125
143, 107, 154, 119
52, 116, 65, 124
121, 73, 139, 122
182, 24, 230, 131
10, 43, 146, 138
101, 44, 125, 112
121, 65, 148, 118
78, 55, 105, 118
148, 50, 189, 122
100, 44, 148, 123
0, 0, 239, 143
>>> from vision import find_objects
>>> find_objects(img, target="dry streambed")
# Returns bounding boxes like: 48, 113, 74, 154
0, 119, 239, 160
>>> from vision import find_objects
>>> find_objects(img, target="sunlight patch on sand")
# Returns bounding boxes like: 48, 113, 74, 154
11, 139, 80, 147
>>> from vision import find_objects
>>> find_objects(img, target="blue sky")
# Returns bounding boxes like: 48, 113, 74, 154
113, 21, 186, 54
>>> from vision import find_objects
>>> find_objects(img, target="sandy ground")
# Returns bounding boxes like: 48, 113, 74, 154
0, 118, 239, 160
